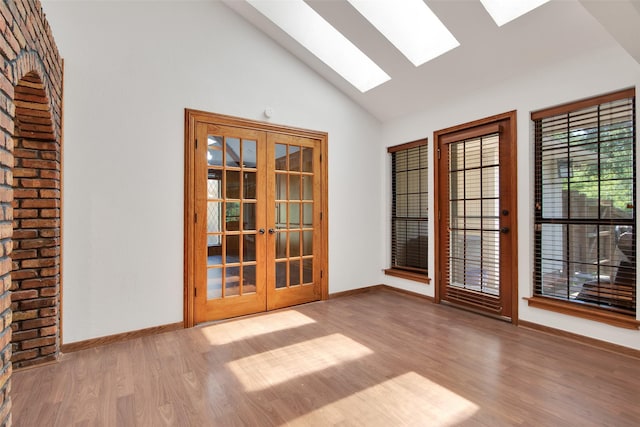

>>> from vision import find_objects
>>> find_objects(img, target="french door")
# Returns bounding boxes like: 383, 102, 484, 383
435, 112, 517, 321
184, 111, 327, 325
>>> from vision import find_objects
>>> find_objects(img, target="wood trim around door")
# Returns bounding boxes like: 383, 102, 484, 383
183, 109, 329, 327
433, 110, 518, 324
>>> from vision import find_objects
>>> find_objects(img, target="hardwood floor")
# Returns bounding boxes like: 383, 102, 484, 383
12, 289, 640, 426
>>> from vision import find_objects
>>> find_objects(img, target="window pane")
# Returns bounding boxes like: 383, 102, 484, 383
243, 203, 256, 231
226, 170, 240, 199
390, 141, 428, 274
534, 92, 635, 315
244, 172, 256, 199
226, 137, 241, 167
275, 144, 287, 170
243, 265, 256, 294
290, 146, 301, 171
243, 234, 256, 262
225, 266, 240, 296
207, 267, 222, 299
243, 140, 257, 168
208, 170, 222, 199
302, 147, 313, 172
208, 136, 223, 166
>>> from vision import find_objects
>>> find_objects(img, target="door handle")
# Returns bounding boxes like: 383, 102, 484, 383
500, 227, 510, 234
259, 228, 265, 235
268, 228, 277, 234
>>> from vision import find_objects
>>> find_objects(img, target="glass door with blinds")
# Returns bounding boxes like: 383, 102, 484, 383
436, 112, 517, 320
185, 111, 327, 325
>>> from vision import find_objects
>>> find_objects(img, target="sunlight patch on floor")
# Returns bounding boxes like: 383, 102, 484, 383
199, 310, 316, 345
287, 371, 479, 426
227, 333, 373, 392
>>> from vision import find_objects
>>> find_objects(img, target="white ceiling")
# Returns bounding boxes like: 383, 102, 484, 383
222, 0, 640, 122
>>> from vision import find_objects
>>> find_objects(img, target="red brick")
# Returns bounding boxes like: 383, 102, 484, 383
11, 310, 37, 322
40, 152, 59, 162
12, 229, 36, 239
39, 286, 58, 298
39, 326, 56, 337
20, 257, 57, 268
12, 167, 37, 178
10, 348, 37, 362
13, 208, 36, 218
38, 307, 58, 318
20, 198, 58, 209
9, 269, 36, 280
40, 169, 60, 180
13, 148, 37, 159
40, 344, 57, 356
18, 296, 56, 311
11, 330, 36, 342
21, 140, 57, 151
10, 249, 36, 260
17, 178, 58, 189
39, 266, 59, 277
40, 229, 60, 238
39, 209, 59, 218
20, 159, 58, 170
19, 218, 59, 229
39, 247, 59, 257
21, 316, 56, 330
11, 289, 37, 301
39, 189, 59, 199
20, 238, 57, 249
0, 293, 8, 313
20, 336, 55, 350
13, 188, 36, 198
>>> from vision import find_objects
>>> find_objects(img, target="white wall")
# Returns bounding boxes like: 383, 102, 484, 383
44, 1, 383, 343
380, 44, 640, 350
46, 0, 640, 350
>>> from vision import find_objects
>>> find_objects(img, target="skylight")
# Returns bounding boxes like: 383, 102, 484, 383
480, 0, 551, 27
247, 0, 390, 92
347, 0, 459, 67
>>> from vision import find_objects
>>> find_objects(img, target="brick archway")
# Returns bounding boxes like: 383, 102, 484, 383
10, 71, 61, 368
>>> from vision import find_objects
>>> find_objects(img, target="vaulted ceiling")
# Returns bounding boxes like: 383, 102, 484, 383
222, 0, 640, 122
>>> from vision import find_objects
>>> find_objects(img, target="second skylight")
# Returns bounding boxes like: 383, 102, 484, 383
347, 0, 459, 67
247, 0, 390, 93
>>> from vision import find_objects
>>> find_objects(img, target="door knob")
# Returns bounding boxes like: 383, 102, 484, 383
500, 227, 510, 234
268, 228, 277, 234
259, 228, 265, 234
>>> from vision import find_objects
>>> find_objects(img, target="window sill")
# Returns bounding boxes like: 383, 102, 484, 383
384, 268, 430, 284
525, 296, 640, 330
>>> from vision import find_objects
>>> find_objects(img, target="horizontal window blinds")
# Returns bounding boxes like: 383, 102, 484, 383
533, 91, 636, 315
390, 140, 428, 273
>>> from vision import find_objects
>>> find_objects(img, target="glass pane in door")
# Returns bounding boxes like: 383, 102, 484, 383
448, 134, 500, 296
273, 143, 315, 289
206, 133, 260, 300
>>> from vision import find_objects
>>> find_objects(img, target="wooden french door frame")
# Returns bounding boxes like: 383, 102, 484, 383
184, 109, 329, 327
434, 111, 518, 323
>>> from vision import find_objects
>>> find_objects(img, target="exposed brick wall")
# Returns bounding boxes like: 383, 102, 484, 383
11, 72, 59, 368
0, 0, 63, 425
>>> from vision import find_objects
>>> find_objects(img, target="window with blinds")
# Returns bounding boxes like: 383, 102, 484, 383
533, 89, 636, 316
387, 139, 428, 280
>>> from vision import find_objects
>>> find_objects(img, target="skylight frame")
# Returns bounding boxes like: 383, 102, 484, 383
479, 0, 551, 27
246, 0, 390, 93
347, 0, 459, 67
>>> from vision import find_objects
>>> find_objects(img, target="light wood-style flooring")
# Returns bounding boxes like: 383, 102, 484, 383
11, 289, 640, 426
